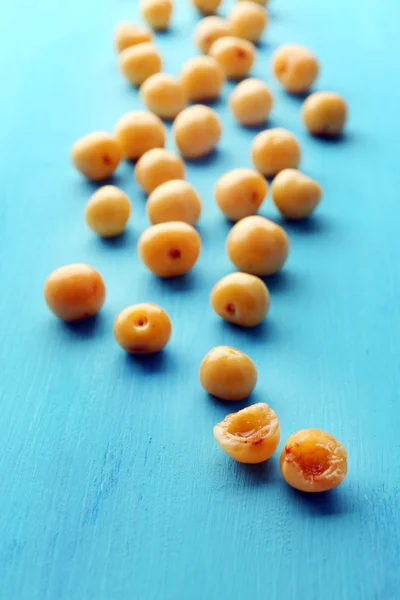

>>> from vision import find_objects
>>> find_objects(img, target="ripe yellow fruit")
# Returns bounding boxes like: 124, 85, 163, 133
230, 78, 273, 126
200, 346, 257, 401
114, 303, 172, 354
210, 272, 270, 327
228, 1, 268, 43
114, 22, 152, 53
140, 73, 187, 120
134, 148, 185, 195
302, 91, 348, 137
251, 128, 301, 177
214, 403, 280, 463
138, 222, 201, 277
173, 105, 222, 159
272, 44, 319, 94
85, 186, 131, 237
271, 169, 322, 220
215, 168, 267, 221
210, 36, 255, 79
141, 0, 173, 30
192, 0, 222, 14
71, 132, 121, 181
115, 111, 166, 161
147, 180, 202, 225
119, 43, 162, 86
195, 16, 231, 54
44, 264, 106, 322
227, 215, 289, 276
215, 169, 268, 221
180, 56, 225, 102
280, 429, 348, 492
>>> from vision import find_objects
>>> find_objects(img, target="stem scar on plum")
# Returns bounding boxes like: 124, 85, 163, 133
168, 248, 181, 259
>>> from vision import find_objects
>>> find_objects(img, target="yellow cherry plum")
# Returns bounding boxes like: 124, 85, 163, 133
135, 148, 185, 195
302, 91, 348, 137
227, 215, 289, 276
180, 56, 225, 102
114, 23, 152, 53
251, 128, 301, 177
141, 0, 173, 30
228, 1, 268, 43
71, 132, 121, 181
230, 78, 273, 126
119, 43, 162, 86
200, 346, 257, 401
192, 0, 222, 15
280, 429, 348, 492
272, 44, 319, 94
147, 180, 201, 225
44, 264, 106, 322
138, 221, 201, 277
214, 403, 280, 463
210, 36, 255, 79
173, 105, 222, 159
271, 169, 322, 220
215, 168, 267, 221
140, 73, 187, 120
85, 186, 131, 237
114, 303, 172, 354
195, 16, 231, 54
115, 111, 166, 161
211, 272, 270, 327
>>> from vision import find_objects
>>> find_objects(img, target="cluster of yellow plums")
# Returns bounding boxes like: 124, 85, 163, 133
44, 0, 348, 493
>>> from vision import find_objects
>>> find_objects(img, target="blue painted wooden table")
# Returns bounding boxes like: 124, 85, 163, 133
1, 0, 399, 598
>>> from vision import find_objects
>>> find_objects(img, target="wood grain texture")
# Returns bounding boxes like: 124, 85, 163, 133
0, 0, 399, 598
